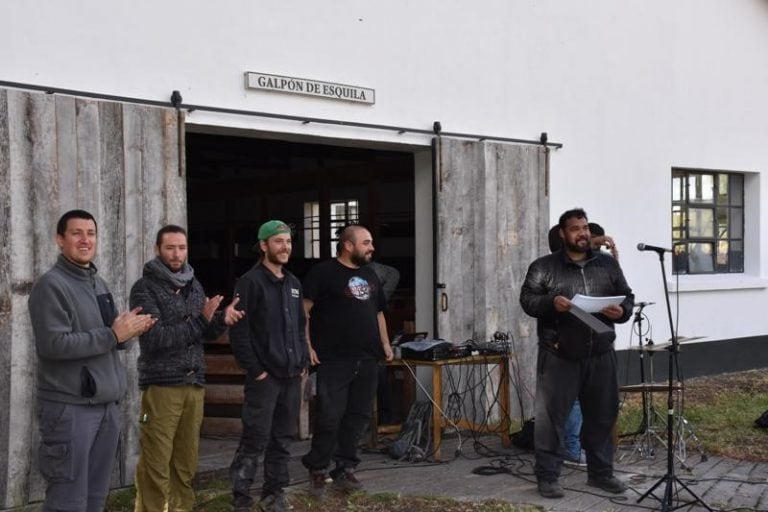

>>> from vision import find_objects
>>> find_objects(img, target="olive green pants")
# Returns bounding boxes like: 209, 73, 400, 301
134, 385, 204, 512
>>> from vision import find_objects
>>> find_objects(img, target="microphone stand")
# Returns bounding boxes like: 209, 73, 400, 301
636, 250, 711, 511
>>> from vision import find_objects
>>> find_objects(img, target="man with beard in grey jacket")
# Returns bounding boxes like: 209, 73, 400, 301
129, 224, 244, 512
29, 209, 156, 512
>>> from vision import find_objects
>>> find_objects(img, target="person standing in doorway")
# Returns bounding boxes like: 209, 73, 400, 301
28, 209, 156, 512
302, 225, 394, 498
130, 224, 243, 512
522, 209, 634, 499
228, 220, 309, 512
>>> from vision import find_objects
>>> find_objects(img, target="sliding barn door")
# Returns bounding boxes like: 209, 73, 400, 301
0, 88, 185, 507
434, 137, 549, 419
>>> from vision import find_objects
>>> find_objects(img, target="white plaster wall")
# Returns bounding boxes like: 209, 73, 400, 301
3, 0, 768, 347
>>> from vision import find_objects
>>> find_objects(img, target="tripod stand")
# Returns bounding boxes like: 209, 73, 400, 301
636, 249, 711, 512
620, 304, 666, 458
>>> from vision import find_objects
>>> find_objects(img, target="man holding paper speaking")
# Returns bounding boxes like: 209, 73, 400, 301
520, 208, 634, 499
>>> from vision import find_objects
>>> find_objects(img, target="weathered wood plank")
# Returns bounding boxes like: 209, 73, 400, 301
200, 417, 242, 438
141, 106, 168, 252
55, 96, 77, 214
0, 87, 12, 508
205, 384, 245, 405
75, 98, 101, 214
7, 90, 60, 505
436, 138, 484, 342
121, 103, 147, 485
95, 100, 125, 295
206, 354, 247, 376
163, 109, 186, 227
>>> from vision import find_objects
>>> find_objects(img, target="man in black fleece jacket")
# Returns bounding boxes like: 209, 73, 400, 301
129, 225, 243, 512
229, 220, 308, 512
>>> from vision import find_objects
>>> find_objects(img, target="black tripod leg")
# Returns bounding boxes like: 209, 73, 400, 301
670, 475, 714, 512
637, 474, 667, 504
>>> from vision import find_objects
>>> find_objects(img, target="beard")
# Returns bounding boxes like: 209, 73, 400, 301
350, 251, 372, 266
265, 248, 290, 265
563, 236, 590, 253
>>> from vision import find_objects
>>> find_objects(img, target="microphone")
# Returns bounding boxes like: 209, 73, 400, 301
637, 243, 672, 254
635, 301, 655, 308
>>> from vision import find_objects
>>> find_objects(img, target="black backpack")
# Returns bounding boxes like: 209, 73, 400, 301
388, 401, 433, 461
511, 418, 535, 450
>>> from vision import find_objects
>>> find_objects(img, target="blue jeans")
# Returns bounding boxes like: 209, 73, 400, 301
564, 400, 583, 461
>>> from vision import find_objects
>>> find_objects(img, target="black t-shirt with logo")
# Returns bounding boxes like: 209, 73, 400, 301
303, 259, 386, 361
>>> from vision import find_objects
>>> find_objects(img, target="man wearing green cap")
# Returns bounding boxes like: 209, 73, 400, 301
229, 220, 309, 512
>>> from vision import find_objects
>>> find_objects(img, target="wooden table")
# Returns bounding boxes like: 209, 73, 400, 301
372, 354, 512, 460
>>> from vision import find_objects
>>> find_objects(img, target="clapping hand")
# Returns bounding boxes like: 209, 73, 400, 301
224, 295, 245, 326
112, 307, 156, 343
202, 295, 224, 322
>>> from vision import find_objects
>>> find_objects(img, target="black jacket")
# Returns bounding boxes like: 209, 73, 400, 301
520, 249, 634, 359
130, 264, 227, 389
229, 264, 308, 379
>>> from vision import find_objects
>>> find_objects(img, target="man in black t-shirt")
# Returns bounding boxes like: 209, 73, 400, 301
301, 225, 394, 497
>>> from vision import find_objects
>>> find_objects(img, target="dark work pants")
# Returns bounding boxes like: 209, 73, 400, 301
534, 349, 618, 483
230, 375, 301, 507
302, 359, 378, 474
38, 400, 121, 512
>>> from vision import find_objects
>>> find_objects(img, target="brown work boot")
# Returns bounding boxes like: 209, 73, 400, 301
332, 468, 364, 492
308, 470, 327, 499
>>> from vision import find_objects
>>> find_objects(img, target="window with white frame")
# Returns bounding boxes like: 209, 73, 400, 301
303, 199, 359, 258
671, 169, 744, 274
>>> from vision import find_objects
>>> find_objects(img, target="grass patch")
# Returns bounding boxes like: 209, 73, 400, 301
107, 484, 541, 512
288, 491, 540, 512
617, 369, 768, 461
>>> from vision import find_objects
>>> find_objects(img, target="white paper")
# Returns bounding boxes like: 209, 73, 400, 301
571, 294, 626, 313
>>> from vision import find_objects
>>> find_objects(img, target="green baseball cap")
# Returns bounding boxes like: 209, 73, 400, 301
257, 220, 291, 241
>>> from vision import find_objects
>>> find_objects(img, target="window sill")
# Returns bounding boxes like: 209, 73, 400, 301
666, 274, 768, 293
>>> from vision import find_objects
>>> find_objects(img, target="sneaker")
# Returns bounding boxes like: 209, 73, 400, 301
537, 479, 565, 498
563, 449, 587, 467
258, 492, 292, 512
332, 468, 364, 492
587, 475, 628, 494
308, 470, 327, 499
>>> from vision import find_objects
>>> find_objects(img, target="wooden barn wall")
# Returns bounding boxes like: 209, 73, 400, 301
435, 138, 548, 421
0, 88, 185, 508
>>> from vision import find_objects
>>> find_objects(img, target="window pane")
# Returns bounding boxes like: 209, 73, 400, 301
730, 240, 744, 272
716, 208, 728, 239
673, 244, 688, 274
716, 240, 729, 268
730, 207, 743, 238
672, 205, 685, 240
688, 208, 714, 238
688, 242, 714, 273
672, 174, 684, 202
730, 174, 744, 206
717, 174, 728, 205
688, 174, 714, 203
